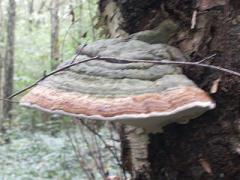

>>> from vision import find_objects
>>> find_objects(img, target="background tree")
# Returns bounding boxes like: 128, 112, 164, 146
2, 0, 239, 179
50, 0, 59, 69
0, 0, 121, 179
3, 0, 16, 120
27, 0, 34, 31
0, 0, 4, 123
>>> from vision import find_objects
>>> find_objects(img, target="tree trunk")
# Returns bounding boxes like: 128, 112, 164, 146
3, 0, 16, 120
0, 0, 4, 125
99, 0, 240, 179
50, 0, 60, 69
125, 126, 150, 180
78, 0, 83, 39
87, 0, 96, 40
28, 0, 34, 32
40, 0, 60, 134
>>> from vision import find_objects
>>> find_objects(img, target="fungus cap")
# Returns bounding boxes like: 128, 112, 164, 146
21, 39, 215, 132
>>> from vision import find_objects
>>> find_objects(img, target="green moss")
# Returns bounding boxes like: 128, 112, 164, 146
131, 19, 179, 44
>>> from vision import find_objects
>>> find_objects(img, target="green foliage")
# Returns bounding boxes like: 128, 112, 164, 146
0, 0, 121, 179
0, 129, 87, 179
14, 0, 103, 92
12, 0, 104, 117
0, 123, 122, 179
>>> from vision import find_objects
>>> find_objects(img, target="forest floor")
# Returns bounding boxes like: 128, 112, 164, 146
0, 115, 121, 180
0, 127, 86, 180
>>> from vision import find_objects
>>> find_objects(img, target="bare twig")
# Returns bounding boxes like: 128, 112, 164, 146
97, 56, 240, 77
8, 54, 240, 100
92, 130, 107, 178
8, 56, 98, 99
60, 18, 78, 61
0, 98, 19, 103
80, 119, 127, 180
60, 13, 86, 62
65, 129, 96, 179
196, 54, 216, 64
78, 123, 106, 179
80, 120, 122, 166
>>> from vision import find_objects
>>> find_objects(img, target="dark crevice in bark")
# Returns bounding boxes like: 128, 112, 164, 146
100, 0, 197, 34
100, 0, 164, 33
113, 0, 163, 33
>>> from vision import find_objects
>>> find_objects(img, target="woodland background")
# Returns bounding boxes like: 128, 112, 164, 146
0, 0, 123, 179
0, 0, 240, 179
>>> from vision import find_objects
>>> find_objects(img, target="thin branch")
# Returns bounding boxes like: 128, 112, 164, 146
65, 129, 96, 179
0, 98, 19, 103
61, 20, 75, 61
8, 55, 240, 99
78, 123, 106, 179
196, 54, 216, 64
8, 56, 98, 99
60, 15, 84, 62
91, 129, 107, 178
81, 120, 127, 180
80, 120, 123, 168
97, 56, 240, 77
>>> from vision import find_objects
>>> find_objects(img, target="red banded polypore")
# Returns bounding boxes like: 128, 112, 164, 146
21, 38, 215, 132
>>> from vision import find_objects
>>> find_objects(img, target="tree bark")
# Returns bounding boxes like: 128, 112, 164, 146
3, 0, 16, 120
125, 126, 150, 180
100, 0, 240, 179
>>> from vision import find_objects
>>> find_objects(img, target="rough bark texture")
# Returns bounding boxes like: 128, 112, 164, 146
125, 126, 150, 180
100, 0, 128, 37
149, 2, 240, 179
3, 0, 16, 120
100, 0, 240, 179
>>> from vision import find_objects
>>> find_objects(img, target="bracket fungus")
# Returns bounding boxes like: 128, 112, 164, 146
21, 38, 215, 132
21, 38, 215, 179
